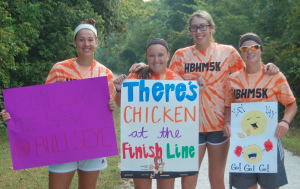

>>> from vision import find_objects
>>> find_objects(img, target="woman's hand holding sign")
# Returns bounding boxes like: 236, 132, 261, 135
114, 74, 127, 92
108, 96, 116, 112
196, 76, 206, 93
275, 121, 289, 139
0, 109, 10, 123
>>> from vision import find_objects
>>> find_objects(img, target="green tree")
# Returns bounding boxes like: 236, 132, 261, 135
95, 0, 195, 73
0, 0, 148, 128
259, 0, 300, 106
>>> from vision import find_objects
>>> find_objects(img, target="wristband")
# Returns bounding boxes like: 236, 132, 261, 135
281, 119, 290, 126
224, 121, 230, 124
116, 89, 121, 93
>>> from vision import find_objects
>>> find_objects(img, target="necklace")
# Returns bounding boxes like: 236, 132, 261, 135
81, 70, 90, 78
75, 59, 92, 78
79, 67, 91, 78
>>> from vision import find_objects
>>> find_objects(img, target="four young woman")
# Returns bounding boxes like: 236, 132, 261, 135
0, 10, 296, 189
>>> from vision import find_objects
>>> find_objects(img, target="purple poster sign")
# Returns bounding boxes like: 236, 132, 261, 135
3, 76, 118, 170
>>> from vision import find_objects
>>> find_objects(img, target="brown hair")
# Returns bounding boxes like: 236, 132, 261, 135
81, 18, 96, 27
188, 10, 215, 43
136, 66, 153, 79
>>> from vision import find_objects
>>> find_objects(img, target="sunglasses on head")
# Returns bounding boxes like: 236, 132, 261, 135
239, 44, 261, 52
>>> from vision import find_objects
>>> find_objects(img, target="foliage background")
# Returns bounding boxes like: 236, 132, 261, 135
95, 0, 300, 125
0, 0, 147, 128
1, 0, 300, 128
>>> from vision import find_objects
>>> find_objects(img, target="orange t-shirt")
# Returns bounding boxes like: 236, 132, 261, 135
45, 58, 114, 97
225, 66, 295, 106
169, 43, 245, 132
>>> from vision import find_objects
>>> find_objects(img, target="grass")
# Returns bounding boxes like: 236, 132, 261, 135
281, 114, 300, 156
0, 106, 130, 189
281, 127, 300, 156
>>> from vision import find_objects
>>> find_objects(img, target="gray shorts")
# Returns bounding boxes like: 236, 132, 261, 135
230, 139, 288, 189
199, 131, 228, 145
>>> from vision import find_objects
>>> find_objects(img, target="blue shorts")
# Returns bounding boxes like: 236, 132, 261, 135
199, 131, 228, 145
48, 157, 107, 173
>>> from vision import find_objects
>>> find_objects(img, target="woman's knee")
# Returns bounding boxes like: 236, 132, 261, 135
157, 178, 175, 189
181, 175, 198, 189
133, 178, 152, 189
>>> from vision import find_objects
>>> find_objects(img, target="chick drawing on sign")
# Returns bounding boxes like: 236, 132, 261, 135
149, 156, 165, 178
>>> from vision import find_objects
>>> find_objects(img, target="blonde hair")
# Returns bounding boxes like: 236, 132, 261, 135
189, 10, 215, 43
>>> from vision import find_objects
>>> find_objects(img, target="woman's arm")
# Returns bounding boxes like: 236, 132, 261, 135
264, 63, 280, 74
113, 74, 127, 107
129, 63, 146, 73
223, 107, 232, 138
275, 101, 298, 139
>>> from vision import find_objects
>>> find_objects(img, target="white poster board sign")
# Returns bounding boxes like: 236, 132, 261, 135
120, 79, 199, 179
229, 102, 278, 173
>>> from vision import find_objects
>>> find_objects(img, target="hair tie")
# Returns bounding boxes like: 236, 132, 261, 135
74, 24, 97, 38
239, 35, 263, 52
146, 38, 169, 52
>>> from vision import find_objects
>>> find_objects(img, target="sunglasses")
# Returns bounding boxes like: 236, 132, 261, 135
239, 44, 261, 52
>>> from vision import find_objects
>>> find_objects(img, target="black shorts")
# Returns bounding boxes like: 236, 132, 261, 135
199, 131, 228, 145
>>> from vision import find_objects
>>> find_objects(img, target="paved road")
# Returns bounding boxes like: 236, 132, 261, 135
149, 149, 300, 189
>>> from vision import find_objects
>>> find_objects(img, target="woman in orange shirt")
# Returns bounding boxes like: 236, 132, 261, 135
223, 33, 297, 189
1, 18, 116, 189
114, 38, 205, 189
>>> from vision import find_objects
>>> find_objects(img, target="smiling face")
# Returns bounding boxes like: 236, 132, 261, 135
241, 110, 268, 136
146, 44, 169, 74
190, 16, 214, 50
243, 144, 263, 164
240, 40, 262, 66
73, 29, 98, 58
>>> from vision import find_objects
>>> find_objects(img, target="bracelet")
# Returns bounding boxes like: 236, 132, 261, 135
116, 89, 121, 93
224, 121, 230, 124
281, 119, 290, 126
